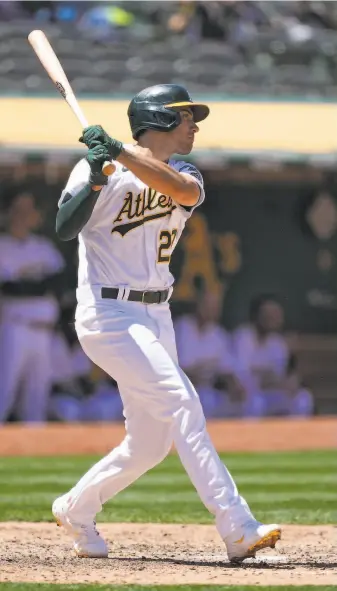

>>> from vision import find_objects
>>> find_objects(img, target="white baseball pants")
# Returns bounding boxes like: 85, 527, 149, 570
70, 298, 254, 539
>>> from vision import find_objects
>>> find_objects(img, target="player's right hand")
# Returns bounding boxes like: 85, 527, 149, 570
86, 144, 112, 186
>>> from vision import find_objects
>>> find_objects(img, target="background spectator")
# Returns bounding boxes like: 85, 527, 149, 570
175, 286, 251, 418
49, 307, 124, 422
232, 294, 314, 418
0, 1, 335, 422
0, 192, 65, 422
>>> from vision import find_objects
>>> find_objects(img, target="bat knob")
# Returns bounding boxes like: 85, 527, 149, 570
102, 161, 116, 176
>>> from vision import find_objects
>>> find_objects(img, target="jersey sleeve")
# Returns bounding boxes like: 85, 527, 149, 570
171, 161, 205, 216
58, 158, 91, 207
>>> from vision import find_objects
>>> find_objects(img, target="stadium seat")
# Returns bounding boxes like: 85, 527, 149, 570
0, 11, 336, 97
71, 76, 115, 94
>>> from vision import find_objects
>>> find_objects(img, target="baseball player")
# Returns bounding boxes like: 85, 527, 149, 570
175, 288, 263, 419
52, 84, 281, 561
0, 191, 65, 422
233, 294, 314, 417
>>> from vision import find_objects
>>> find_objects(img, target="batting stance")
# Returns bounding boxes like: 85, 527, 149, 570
53, 84, 281, 561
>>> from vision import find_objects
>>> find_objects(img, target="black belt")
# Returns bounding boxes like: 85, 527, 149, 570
101, 287, 169, 304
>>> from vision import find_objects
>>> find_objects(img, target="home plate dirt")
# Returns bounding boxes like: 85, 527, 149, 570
0, 523, 336, 586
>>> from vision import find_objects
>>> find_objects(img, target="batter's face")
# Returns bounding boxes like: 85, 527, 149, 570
171, 108, 199, 155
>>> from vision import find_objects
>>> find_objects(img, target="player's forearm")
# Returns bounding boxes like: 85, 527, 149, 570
116, 147, 199, 206
56, 184, 102, 241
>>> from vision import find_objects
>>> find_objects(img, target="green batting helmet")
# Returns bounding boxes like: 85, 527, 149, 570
127, 84, 210, 140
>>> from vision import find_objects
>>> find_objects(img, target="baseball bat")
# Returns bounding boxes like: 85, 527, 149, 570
28, 30, 115, 176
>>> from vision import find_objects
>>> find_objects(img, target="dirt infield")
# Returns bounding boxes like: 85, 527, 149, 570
0, 522, 335, 586
1, 417, 336, 455
1, 420, 335, 586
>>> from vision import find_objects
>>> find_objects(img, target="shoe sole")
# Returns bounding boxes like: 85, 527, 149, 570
230, 528, 282, 563
75, 550, 108, 558
249, 527, 281, 553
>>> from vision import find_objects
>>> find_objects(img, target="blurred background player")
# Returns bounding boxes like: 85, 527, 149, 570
233, 294, 314, 418
49, 304, 124, 423
0, 192, 65, 422
48, 308, 94, 422
175, 286, 260, 418
0, 0, 335, 423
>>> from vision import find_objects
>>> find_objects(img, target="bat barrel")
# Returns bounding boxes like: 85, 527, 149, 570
28, 29, 115, 179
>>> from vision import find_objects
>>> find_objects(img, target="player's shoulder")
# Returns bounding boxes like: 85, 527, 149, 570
169, 159, 204, 184
69, 157, 90, 174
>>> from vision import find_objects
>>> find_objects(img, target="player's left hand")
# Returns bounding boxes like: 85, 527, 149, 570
79, 125, 123, 160
79, 125, 111, 147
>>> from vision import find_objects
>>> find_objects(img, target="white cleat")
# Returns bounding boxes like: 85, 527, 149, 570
52, 495, 109, 558
224, 521, 282, 563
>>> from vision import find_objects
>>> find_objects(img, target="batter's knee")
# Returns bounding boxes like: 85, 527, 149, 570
121, 429, 173, 471
147, 439, 172, 468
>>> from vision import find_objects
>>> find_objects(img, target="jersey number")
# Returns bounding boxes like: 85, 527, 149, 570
157, 229, 177, 263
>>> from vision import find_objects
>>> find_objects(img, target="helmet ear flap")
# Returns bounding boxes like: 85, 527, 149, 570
153, 111, 164, 125
154, 108, 180, 128
166, 108, 181, 128
128, 102, 182, 138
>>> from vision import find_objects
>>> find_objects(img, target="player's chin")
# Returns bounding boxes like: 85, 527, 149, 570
176, 142, 194, 155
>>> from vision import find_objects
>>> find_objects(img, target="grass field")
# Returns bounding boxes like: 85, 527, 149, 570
1, 449, 334, 590
0, 449, 335, 524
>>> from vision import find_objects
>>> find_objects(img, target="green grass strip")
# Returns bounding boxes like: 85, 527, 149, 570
0, 450, 336, 525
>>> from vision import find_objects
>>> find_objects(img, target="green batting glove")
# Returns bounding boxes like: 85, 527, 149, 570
79, 125, 123, 160
86, 144, 111, 186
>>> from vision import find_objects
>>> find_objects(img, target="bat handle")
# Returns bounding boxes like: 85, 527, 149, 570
92, 160, 116, 189
102, 160, 116, 176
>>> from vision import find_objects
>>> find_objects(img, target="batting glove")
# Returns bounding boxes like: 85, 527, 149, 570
86, 144, 112, 186
79, 125, 123, 160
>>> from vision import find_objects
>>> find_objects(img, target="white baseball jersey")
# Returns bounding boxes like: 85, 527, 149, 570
60, 151, 205, 306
